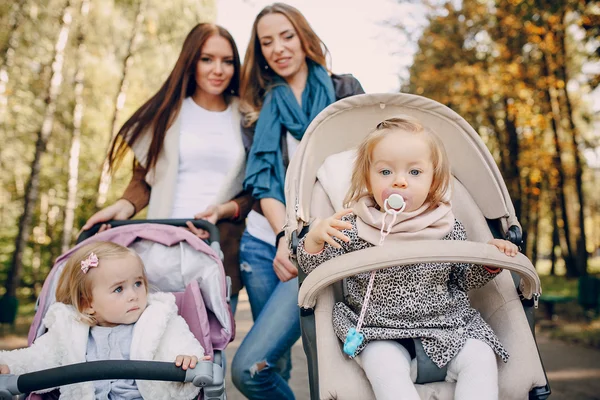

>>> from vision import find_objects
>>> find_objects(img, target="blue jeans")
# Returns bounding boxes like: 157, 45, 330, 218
231, 230, 301, 399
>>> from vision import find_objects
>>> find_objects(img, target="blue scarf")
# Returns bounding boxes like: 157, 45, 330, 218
244, 62, 335, 204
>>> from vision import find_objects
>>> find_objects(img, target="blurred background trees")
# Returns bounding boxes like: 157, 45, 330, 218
0, 0, 599, 316
403, 0, 600, 278
0, 0, 216, 310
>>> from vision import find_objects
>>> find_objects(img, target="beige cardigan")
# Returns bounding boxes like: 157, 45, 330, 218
129, 98, 246, 219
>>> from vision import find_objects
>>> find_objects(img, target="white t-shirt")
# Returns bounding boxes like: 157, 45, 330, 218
170, 97, 240, 218
246, 132, 300, 246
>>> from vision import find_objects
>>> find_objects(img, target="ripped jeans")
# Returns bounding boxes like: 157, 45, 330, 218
231, 229, 301, 399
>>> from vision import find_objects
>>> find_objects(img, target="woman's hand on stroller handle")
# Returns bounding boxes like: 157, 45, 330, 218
304, 209, 353, 254
189, 204, 223, 239
194, 205, 220, 224
80, 199, 135, 233
186, 221, 211, 240
0, 364, 9, 374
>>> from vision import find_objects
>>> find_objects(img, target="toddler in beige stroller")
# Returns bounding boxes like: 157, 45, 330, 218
283, 93, 549, 399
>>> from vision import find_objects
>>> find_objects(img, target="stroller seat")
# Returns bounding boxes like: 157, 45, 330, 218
283, 93, 549, 399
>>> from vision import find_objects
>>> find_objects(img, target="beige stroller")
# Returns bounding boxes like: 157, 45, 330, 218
283, 93, 550, 399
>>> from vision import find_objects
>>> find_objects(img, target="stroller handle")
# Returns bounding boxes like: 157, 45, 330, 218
77, 219, 220, 245
0, 360, 218, 398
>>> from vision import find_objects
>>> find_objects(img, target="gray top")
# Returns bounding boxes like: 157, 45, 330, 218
86, 324, 143, 400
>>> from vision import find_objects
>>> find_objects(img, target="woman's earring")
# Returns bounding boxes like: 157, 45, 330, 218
264, 64, 269, 70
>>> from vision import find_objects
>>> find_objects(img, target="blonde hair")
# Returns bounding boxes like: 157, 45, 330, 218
240, 3, 330, 127
344, 116, 451, 211
55, 241, 147, 325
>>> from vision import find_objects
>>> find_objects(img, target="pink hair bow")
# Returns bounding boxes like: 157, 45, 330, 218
81, 252, 99, 274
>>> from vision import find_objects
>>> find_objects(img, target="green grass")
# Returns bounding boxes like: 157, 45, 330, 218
539, 275, 579, 298
535, 257, 600, 348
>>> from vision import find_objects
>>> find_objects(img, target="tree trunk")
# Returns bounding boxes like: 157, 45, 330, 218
530, 191, 540, 269
96, 0, 146, 208
62, 0, 90, 252
5, 0, 73, 298
502, 96, 522, 220
0, 0, 28, 127
550, 200, 559, 276
31, 192, 49, 300
541, 48, 578, 276
557, 19, 589, 276
521, 179, 541, 265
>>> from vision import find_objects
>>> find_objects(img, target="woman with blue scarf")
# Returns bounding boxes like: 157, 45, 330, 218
231, 3, 364, 399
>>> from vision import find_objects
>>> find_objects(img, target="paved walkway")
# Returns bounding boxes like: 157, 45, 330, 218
2, 291, 599, 399
225, 291, 600, 400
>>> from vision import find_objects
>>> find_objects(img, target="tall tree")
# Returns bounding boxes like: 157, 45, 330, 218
62, 0, 90, 252
0, 0, 28, 127
555, 9, 589, 275
4, 0, 74, 299
400, 0, 597, 275
95, 0, 146, 208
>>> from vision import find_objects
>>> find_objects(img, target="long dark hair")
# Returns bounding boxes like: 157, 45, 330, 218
108, 23, 241, 171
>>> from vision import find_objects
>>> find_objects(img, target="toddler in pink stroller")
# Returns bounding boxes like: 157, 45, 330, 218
0, 221, 234, 400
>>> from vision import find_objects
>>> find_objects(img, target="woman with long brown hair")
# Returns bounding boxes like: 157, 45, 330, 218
231, 4, 364, 398
82, 23, 250, 313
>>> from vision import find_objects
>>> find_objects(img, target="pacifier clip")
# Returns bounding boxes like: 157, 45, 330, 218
343, 194, 405, 356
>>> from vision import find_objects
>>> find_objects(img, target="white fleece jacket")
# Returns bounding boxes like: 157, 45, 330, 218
0, 292, 205, 400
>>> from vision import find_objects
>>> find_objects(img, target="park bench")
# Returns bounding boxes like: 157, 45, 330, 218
539, 275, 600, 319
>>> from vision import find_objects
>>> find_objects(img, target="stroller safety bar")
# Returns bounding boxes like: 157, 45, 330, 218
0, 360, 223, 399
298, 240, 540, 309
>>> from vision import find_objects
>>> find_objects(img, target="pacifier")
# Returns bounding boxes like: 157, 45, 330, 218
383, 192, 406, 214
343, 328, 364, 357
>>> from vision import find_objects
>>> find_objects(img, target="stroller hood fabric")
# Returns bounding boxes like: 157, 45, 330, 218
284, 93, 520, 238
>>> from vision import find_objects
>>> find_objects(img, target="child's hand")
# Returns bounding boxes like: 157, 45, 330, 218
175, 355, 198, 370
174, 355, 211, 370
304, 209, 353, 254
0, 364, 10, 374
488, 239, 518, 257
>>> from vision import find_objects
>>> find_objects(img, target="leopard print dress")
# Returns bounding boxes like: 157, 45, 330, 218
297, 214, 509, 368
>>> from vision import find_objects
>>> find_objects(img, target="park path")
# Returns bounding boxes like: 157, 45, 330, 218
2, 290, 599, 399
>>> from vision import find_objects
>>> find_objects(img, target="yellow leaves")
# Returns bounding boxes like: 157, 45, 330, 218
524, 21, 546, 36
531, 114, 547, 130
530, 35, 543, 44
547, 15, 560, 25
507, 63, 520, 76
530, 169, 542, 184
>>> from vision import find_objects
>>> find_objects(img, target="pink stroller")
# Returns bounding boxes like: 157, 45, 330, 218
0, 220, 234, 400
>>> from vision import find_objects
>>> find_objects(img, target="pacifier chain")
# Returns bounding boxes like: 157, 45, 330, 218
344, 194, 405, 356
